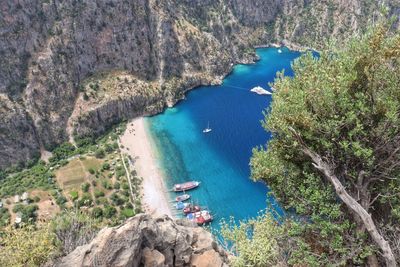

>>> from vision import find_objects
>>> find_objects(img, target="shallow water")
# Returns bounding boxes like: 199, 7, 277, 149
146, 47, 302, 229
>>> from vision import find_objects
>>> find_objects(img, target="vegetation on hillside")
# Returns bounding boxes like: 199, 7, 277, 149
238, 23, 400, 266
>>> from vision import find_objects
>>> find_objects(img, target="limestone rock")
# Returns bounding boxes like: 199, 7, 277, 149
142, 248, 166, 267
55, 214, 229, 267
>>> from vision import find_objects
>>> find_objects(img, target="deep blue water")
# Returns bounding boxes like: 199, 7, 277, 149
146, 47, 301, 229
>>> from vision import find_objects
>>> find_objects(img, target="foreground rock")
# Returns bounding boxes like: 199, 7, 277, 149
55, 214, 229, 267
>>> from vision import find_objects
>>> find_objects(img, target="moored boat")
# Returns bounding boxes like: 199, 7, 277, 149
173, 181, 200, 192
250, 86, 272, 95
175, 201, 190, 210
186, 210, 213, 225
175, 194, 190, 202
202, 121, 212, 133
183, 204, 201, 215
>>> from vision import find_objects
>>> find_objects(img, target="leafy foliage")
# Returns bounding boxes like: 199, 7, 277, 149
250, 23, 400, 265
221, 214, 282, 267
0, 224, 56, 266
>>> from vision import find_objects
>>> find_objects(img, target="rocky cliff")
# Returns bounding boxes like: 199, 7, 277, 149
55, 214, 229, 267
1, 0, 398, 168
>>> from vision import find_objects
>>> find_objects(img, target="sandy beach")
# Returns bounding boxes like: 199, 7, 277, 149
120, 117, 172, 217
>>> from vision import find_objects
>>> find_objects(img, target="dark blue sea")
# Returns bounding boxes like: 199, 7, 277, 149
146, 47, 301, 229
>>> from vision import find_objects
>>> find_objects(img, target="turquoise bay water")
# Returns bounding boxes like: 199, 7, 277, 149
146, 47, 301, 228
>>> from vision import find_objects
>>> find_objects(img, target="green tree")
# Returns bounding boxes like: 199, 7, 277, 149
103, 205, 117, 218
81, 182, 90, 192
94, 149, 105, 159
251, 24, 400, 266
91, 207, 103, 219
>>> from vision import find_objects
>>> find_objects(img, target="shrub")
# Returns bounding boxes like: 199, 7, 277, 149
103, 205, 117, 218
0, 224, 56, 266
113, 182, 120, 190
56, 195, 67, 206
91, 207, 103, 219
94, 149, 105, 159
101, 180, 112, 190
70, 191, 79, 201
110, 193, 124, 206
101, 163, 110, 171
120, 208, 134, 218
77, 193, 93, 208
88, 168, 95, 175
51, 211, 99, 255
104, 144, 114, 153
94, 190, 105, 198
81, 182, 90, 192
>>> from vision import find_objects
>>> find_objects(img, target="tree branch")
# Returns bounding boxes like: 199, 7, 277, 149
289, 127, 397, 266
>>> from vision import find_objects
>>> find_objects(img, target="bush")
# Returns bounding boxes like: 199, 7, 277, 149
51, 211, 99, 255
49, 142, 76, 162
81, 182, 90, 192
0, 224, 56, 266
101, 180, 112, 190
121, 183, 129, 190
56, 195, 67, 206
77, 193, 93, 208
94, 149, 105, 159
88, 168, 95, 175
94, 190, 105, 198
120, 208, 134, 218
104, 144, 114, 153
113, 182, 120, 190
70, 191, 79, 201
110, 193, 124, 206
0, 208, 10, 227
221, 214, 281, 267
33, 196, 41, 202
91, 207, 103, 219
103, 205, 117, 218
101, 163, 110, 171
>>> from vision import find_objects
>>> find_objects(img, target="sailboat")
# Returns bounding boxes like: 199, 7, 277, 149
202, 122, 212, 133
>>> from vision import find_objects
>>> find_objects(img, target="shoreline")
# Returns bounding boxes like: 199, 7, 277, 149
120, 117, 173, 217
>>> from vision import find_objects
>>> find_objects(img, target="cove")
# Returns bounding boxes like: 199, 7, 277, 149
146, 47, 302, 227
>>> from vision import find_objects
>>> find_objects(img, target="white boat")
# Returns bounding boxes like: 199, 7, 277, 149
203, 122, 212, 133
278, 49, 282, 53
250, 86, 272, 95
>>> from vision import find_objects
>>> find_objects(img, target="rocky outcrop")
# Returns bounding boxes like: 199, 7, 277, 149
1, 0, 398, 168
55, 214, 229, 267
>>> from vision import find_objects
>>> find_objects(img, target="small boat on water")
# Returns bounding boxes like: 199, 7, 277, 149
186, 210, 213, 226
202, 121, 212, 133
175, 194, 190, 202
183, 204, 201, 215
175, 201, 190, 210
173, 181, 200, 192
278, 49, 282, 53
250, 86, 272, 95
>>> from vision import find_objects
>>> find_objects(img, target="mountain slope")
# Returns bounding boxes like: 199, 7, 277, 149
1, 0, 398, 168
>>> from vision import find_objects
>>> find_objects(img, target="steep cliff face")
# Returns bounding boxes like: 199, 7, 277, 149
0, 0, 397, 168
55, 214, 229, 267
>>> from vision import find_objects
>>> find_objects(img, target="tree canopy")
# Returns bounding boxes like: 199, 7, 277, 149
250, 23, 400, 266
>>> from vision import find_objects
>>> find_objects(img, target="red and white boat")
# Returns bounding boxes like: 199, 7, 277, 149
175, 194, 190, 202
173, 181, 200, 192
186, 210, 213, 226
183, 204, 201, 215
